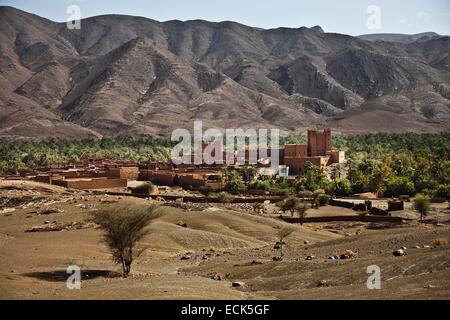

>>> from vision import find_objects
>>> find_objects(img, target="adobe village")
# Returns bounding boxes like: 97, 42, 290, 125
0, 129, 449, 299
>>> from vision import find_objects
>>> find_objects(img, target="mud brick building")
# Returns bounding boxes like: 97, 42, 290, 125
283, 129, 345, 175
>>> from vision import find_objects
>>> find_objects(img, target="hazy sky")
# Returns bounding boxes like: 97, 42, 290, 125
1, 0, 449, 35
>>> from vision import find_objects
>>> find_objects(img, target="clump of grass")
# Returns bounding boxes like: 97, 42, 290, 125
433, 237, 448, 246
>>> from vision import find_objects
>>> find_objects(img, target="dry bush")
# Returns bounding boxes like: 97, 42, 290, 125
130, 181, 155, 195
433, 237, 448, 246
88, 204, 160, 277
276, 227, 295, 259
214, 192, 234, 203
296, 203, 308, 224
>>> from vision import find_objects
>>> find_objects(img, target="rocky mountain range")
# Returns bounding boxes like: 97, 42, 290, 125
0, 6, 449, 139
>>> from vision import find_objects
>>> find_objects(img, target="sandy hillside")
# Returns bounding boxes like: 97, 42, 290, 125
0, 180, 449, 299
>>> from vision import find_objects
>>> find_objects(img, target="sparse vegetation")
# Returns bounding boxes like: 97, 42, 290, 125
296, 203, 308, 225
317, 194, 330, 206
276, 227, 294, 259
214, 191, 234, 203
278, 196, 300, 216
433, 237, 448, 246
89, 204, 160, 277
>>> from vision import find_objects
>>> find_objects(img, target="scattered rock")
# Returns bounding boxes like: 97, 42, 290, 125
231, 281, 244, 287
414, 245, 421, 249
340, 250, 356, 259
401, 246, 407, 250
180, 255, 191, 260
176, 220, 187, 228
155, 197, 166, 203
423, 245, 431, 248
203, 207, 221, 212
79, 203, 95, 209
272, 256, 282, 261
37, 207, 63, 215
306, 255, 316, 260
25, 221, 96, 233
393, 249, 406, 256
211, 274, 222, 281
424, 284, 436, 289
304, 240, 310, 245
317, 280, 329, 287
0, 208, 16, 214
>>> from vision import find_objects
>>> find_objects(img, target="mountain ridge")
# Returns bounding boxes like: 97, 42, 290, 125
0, 6, 449, 139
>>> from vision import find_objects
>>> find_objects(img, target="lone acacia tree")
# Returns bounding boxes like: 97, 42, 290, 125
89, 204, 160, 277
276, 227, 294, 260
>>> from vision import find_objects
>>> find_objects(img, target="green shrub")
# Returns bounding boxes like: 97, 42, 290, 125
413, 194, 430, 220
384, 176, 415, 197
318, 194, 330, 206
327, 178, 352, 197
214, 192, 234, 203
278, 196, 300, 215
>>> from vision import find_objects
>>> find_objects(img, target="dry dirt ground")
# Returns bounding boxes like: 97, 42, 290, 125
0, 180, 449, 300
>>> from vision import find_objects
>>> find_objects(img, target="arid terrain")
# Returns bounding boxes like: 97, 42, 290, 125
1, 6, 450, 139
1, 180, 449, 300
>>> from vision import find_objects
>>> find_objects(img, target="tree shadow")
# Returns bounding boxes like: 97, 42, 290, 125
24, 269, 122, 282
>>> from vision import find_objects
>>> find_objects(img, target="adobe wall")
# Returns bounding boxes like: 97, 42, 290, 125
147, 171, 176, 186
34, 175, 52, 184
327, 150, 345, 164
178, 174, 209, 188
284, 144, 308, 158
107, 167, 139, 180
308, 129, 332, 157
284, 156, 329, 175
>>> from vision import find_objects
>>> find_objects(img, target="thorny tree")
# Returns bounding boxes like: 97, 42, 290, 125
89, 204, 160, 277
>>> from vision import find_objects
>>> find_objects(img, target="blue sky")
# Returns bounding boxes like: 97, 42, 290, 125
1, 0, 449, 35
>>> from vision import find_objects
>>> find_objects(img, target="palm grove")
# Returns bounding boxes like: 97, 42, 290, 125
0, 132, 449, 199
